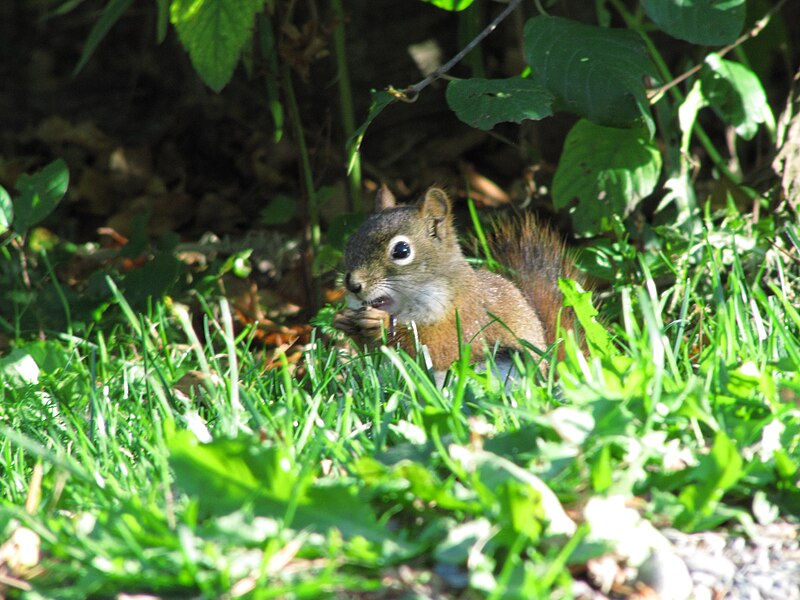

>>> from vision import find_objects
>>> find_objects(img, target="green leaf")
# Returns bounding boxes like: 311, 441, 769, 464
559, 278, 615, 357
552, 120, 661, 236
523, 16, 654, 129
257, 13, 284, 141
700, 54, 774, 140
261, 194, 297, 225
118, 251, 183, 307
455, 447, 576, 537
446, 77, 553, 130
0, 185, 12, 236
170, 0, 267, 92
495, 480, 544, 542
12, 159, 69, 233
169, 432, 409, 551
590, 443, 613, 493
773, 449, 798, 481
155, 0, 170, 43
170, 432, 300, 516
642, 0, 745, 46
16, 340, 70, 376
676, 431, 743, 529
416, 0, 474, 10
73, 0, 134, 75
434, 519, 492, 564
220, 249, 254, 278
312, 244, 343, 277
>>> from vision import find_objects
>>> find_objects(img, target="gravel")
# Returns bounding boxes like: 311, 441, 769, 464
573, 520, 800, 599
664, 521, 800, 600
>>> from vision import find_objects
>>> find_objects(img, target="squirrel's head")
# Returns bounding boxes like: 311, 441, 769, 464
342, 186, 466, 324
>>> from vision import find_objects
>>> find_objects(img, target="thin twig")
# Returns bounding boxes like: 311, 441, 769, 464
392, 0, 525, 102
647, 0, 787, 102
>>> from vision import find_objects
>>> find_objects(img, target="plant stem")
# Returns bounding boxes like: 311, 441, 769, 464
331, 0, 362, 212
399, 0, 524, 100
282, 61, 321, 308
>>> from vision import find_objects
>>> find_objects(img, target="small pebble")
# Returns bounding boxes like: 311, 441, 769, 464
637, 549, 693, 600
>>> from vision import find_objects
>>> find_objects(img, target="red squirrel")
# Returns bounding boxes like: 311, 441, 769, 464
333, 186, 583, 375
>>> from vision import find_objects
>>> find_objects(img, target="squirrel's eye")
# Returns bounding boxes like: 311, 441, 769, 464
388, 236, 414, 265
392, 241, 411, 260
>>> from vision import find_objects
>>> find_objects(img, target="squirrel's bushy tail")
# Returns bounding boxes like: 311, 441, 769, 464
486, 214, 585, 352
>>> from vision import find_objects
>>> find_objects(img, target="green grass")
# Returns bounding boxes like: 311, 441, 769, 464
1, 216, 799, 598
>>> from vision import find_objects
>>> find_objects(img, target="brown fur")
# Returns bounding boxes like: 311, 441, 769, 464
486, 213, 586, 357
388, 268, 545, 371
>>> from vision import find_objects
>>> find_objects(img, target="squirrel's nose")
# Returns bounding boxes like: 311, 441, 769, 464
345, 272, 362, 294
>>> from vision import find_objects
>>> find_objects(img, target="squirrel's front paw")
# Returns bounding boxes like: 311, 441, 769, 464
333, 306, 391, 344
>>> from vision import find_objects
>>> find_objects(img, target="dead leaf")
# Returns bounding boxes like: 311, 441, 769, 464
34, 116, 114, 155
108, 146, 153, 194
279, 20, 332, 80
174, 369, 223, 398
462, 163, 511, 208
0, 527, 41, 575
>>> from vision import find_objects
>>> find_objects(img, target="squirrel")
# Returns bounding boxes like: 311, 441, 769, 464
333, 185, 584, 375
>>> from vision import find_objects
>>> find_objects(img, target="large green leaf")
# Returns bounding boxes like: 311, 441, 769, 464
524, 16, 654, 129
700, 54, 774, 140
446, 77, 553, 130
171, 0, 267, 92
552, 120, 661, 236
642, 0, 745, 46
12, 159, 69, 233
169, 432, 411, 552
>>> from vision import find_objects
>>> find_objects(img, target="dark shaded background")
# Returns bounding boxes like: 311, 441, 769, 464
0, 0, 797, 253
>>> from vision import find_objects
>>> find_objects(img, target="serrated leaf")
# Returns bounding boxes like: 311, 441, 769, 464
171, 0, 267, 92
552, 120, 661, 236
642, 0, 745, 46
416, 0, 474, 9
524, 16, 654, 129
700, 54, 774, 140
12, 159, 69, 233
446, 77, 553, 130
0, 185, 12, 236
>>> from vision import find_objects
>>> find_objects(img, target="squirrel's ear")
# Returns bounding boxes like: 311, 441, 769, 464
419, 187, 451, 239
375, 184, 396, 211
419, 187, 451, 220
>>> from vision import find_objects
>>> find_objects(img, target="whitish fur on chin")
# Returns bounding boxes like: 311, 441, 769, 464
346, 281, 451, 323
393, 281, 451, 324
